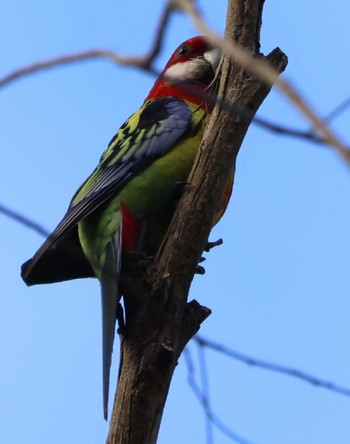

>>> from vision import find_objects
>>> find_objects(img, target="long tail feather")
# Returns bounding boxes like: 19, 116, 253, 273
101, 228, 122, 420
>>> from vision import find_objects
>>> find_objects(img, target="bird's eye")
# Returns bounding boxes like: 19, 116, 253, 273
178, 44, 192, 57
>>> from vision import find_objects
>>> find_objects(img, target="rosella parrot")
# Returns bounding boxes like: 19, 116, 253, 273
21, 36, 232, 419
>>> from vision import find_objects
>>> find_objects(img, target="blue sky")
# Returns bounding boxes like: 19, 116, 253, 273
1, 1, 350, 443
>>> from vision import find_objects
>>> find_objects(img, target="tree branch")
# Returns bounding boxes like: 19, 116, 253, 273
0, 2, 174, 89
184, 349, 255, 444
195, 335, 350, 397
106, 1, 288, 443
0, 203, 49, 237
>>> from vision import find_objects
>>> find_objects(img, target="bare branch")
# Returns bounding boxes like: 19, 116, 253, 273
201, 87, 334, 147
184, 349, 255, 444
320, 95, 350, 125
0, 203, 49, 237
196, 343, 213, 444
0, 2, 174, 89
254, 116, 329, 146
195, 336, 350, 398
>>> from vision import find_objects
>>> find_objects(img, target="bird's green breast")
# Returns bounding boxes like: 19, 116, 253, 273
79, 103, 207, 276
119, 121, 204, 217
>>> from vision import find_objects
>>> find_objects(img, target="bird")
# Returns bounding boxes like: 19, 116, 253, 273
21, 36, 231, 419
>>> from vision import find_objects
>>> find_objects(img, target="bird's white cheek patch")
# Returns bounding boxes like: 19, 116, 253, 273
204, 48, 221, 71
165, 59, 206, 82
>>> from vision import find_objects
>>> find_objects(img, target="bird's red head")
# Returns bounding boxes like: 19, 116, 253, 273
146, 36, 221, 106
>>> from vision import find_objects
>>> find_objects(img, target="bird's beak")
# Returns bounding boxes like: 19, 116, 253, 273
204, 47, 222, 72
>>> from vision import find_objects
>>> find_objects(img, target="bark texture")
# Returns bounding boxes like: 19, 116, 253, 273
107, 1, 288, 443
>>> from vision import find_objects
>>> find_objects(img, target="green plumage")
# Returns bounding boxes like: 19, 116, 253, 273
75, 98, 208, 419
21, 36, 222, 420
76, 99, 207, 277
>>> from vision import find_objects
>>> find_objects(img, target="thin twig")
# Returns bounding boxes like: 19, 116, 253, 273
207, 88, 331, 147
0, 2, 174, 89
305, 95, 350, 140
184, 349, 256, 444
0, 203, 50, 237
195, 335, 350, 397
0, 50, 154, 89
321, 95, 350, 125
197, 343, 214, 444
254, 116, 328, 145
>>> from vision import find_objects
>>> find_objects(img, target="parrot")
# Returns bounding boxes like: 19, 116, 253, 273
21, 36, 232, 419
